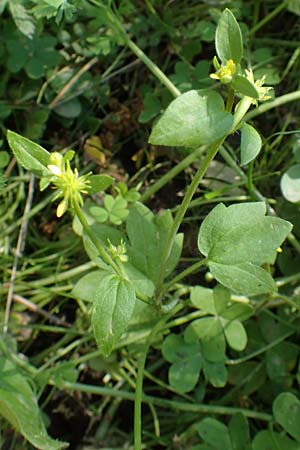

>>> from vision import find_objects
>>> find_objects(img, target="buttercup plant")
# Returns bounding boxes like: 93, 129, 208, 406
5, 7, 297, 450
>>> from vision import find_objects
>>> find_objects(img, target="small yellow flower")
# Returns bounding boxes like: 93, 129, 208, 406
245, 69, 273, 104
210, 59, 237, 84
47, 152, 91, 217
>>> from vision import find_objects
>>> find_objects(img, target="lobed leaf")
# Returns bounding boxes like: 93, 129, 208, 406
126, 203, 183, 284
198, 202, 292, 295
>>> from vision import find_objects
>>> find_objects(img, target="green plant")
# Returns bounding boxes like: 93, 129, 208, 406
2, 5, 300, 450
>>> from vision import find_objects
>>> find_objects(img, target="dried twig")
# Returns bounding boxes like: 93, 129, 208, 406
3, 174, 35, 333
13, 294, 71, 327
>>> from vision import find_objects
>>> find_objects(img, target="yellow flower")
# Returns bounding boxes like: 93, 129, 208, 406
210, 59, 237, 84
47, 152, 91, 217
245, 69, 273, 104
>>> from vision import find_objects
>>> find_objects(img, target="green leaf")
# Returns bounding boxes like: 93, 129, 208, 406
273, 392, 300, 441
54, 98, 82, 118
215, 8, 243, 64
213, 284, 231, 315
229, 413, 251, 450
190, 286, 215, 314
83, 223, 124, 269
221, 302, 253, 321
104, 195, 129, 224
149, 90, 233, 148
287, 0, 300, 16
0, 357, 67, 449
240, 123, 262, 166
0, 0, 8, 14
199, 202, 292, 265
281, 164, 300, 203
7, 130, 50, 177
232, 76, 259, 99
89, 174, 114, 194
139, 92, 161, 123
0, 151, 10, 169
209, 261, 276, 295
162, 334, 202, 393
198, 202, 292, 294
71, 270, 112, 302
203, 360, 227, 387
197, 203, 227, 256
24, 108, 49, 140
124, 263, 155, 298
267, 342, 298, 383
126, 203, 183, 284
9, 0, 35, 38
223, 320, 247, 351
185, 317, 226, 362
197, 418, 233, 450
253, 430, 300, 450
91, 275, 136, 357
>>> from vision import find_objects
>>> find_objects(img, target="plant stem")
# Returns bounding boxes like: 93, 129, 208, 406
161, 258, 208, 296
124, 38, 181, 98
74, 204, 150, 303
140, 147, 203, 203
244, 90, 300, 121
226, 87, 235, 112
74, 203, 122, 276
250, 0, 288, 35
60, 380, 272, 422
93, 1, 181, 98
226, 330, 294, 366
231, 97, 253, 131
155, 139, 224, 298
134, 308, 180, 449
